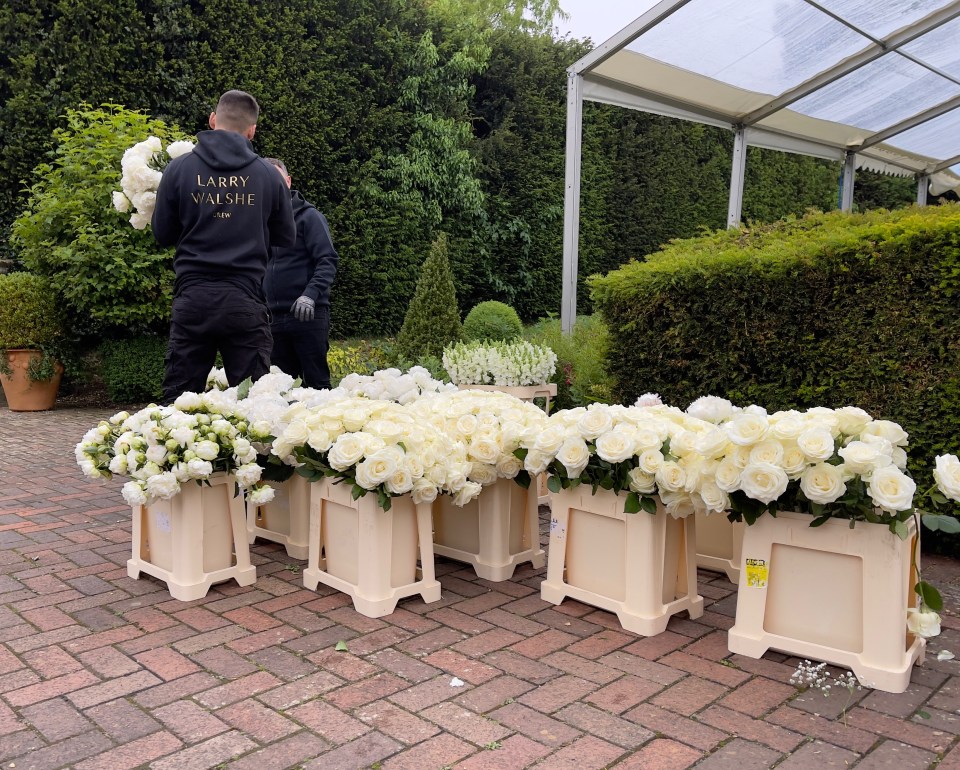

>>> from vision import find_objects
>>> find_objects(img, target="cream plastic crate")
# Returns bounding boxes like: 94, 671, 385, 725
247, 474, 310, 559
303, 477, 441, 618
433, 477, 545, 581
127, 473, 256, 601
541, 486, 703, 636
727, 510, 925, 694
695, 511, 745, 583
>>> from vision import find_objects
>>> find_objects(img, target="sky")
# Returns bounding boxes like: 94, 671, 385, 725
553, 0, 661, 46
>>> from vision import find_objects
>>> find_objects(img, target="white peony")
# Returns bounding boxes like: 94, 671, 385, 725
145, 472, 181, 501
193, 440, 220, 461
235, 463, 263, 487
113, 191, 132, 213
166, 140, 195, 159
686, 395, 735, 424
121, 481, 148, 507
634, 393, 663, 407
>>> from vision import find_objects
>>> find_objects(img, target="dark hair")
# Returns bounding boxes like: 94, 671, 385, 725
215, 90, 259, 131
263, 157, 288, 175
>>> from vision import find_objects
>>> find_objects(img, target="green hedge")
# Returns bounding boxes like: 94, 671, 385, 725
99, 336, 167, 404
590, 204, 960, 539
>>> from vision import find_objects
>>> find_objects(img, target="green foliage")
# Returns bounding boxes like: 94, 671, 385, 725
328, 339, 391, 385
590, 204, 960, 549
0, 272, 63, 349
462, 301, 523, 342
99, 336, 167, 404
396, 233, 463, 360
11, 105, 188, 335
524, 315, 612, 409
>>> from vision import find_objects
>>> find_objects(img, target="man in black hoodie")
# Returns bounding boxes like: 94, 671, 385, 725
262, 158, 338, 389
152, 89, 295, 402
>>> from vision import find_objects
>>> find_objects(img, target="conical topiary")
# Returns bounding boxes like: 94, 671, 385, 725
396, 233, 462, 360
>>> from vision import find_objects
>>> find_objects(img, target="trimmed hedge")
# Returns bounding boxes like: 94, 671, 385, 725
462, 301, 523, 342
589, 204, 960, 534
99, 336, 167, 404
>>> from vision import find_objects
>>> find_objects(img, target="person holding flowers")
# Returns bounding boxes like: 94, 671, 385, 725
152, 89, 295, 403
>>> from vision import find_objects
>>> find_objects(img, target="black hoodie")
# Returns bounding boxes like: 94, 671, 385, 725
152, 130, 295, 298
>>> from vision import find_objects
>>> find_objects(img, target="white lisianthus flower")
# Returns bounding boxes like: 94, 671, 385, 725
867, 466, 916, 512
739, 462, 789, 505
796, 427, 835, 462
799, 463, 846, 505
556, 438, 591, 478
906, 607, 941, 638
837, 441, 892, 476
686, 396, 735, 424
122, 481, 148, 507
595, 431, 636, 464
726, 414, 769, 446
193, 440, 220, 461
248, 484, 276, 506
934, 454, 960, 502
627, 468, 657, 494
145, 472, 180, 501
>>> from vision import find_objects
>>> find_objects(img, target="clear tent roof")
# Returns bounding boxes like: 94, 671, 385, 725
571, 0, 960, 194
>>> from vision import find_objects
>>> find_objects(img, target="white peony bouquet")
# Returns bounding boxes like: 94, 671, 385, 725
409, 389, 549, 487
270, 397, 482, 510
443, 340, 557, 387
334, 366, 456, 404
517, 402, 725, 519
113, 136, 195, 229
75, 391, 275, 507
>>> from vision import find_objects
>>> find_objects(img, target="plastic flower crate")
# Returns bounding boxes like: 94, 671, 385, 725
247, 474, 310, 559
302, 477, 441, 618
432, 477, 545, 581
727, 510, 925, 693
695, 511, 745, 583
541, 486, 703, 635
127, 473, 256, 600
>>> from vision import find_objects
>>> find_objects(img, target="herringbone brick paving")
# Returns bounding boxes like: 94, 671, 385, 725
3, 407, 960, 769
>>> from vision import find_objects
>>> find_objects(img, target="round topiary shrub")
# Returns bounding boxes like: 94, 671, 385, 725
0, 272, 63, 349
462, 301, 523, 342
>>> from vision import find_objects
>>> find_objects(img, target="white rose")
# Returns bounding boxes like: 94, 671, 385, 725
867, 466, 916, 512
524, 449, 551, 475
799, 463, 846, 505
385, 467, 414, 495
660, 488, 695, 518
713, 457, 741, 492
768, 413, 805, 441
906, 607, 941, 638
627, 468, 657, 494
355, 446, 402, 489
726, 414, 769, 446
577, 407, 613, 440
469, 438, 501, 465
556, 438, 591, 478
739, 462, 789, 505
327, 434, 366, 470
453, 480, 483, 507
695, 428, 729, 460
145, 472, 180, 501
121, 481, 147, 507
247, 484, 276, 506
495, 455, 522, 479
595, 431, 635, 464
861, 420, 909, 447
698, 481, 730, 514
468, 462, 499, 486
834, 406, 872, 436
534, 425, 567, 455
749, 440, 784, 467
655, 461, 686, 492
796, 428, 835, 461
411, 478, 439, 504
781, 444, 808, 479
837, 441, 892, 476
934, 454, 960, 502
637, 448, 663, 475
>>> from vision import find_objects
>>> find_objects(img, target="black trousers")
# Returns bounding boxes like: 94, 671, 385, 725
270, 306, 331, 390
163, 282, 272, 403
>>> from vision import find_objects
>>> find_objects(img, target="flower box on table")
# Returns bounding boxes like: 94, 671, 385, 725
433, 477, 545, 581
541, 486, 703, 636
695, 511, 745, 583
246, 474, 310, 559
127, 473, 256, 601
302, 477, 441, 618
727, 510, 925, 693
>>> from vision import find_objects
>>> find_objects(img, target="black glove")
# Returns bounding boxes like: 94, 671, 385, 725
291, 295, 315, 321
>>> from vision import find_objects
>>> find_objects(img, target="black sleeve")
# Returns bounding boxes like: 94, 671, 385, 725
151, 163, 182, 247
301, 210, 339, 303
269, 177, 296, 248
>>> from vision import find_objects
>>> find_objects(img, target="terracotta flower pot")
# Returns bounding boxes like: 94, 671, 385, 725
0, 349, 63, 411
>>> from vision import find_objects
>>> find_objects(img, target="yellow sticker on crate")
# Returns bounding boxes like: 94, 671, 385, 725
745, 558, 768, 588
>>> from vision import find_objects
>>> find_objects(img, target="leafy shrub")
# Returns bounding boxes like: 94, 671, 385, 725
328, 339, 392, 385
462, 300, 523, 342
12, 105, 191, 335
524, 315, 612, 409
589, 204, 960, 549
99, 336, 167, 403
0, 272, 63, 348
396, 233, 463, 359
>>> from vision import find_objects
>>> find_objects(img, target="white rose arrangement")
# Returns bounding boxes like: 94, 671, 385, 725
113, 136, 195, 229
443, 340, 557, 387
334, 366, 456, 404
270, 397, 481, 510
75, 392, 275, 507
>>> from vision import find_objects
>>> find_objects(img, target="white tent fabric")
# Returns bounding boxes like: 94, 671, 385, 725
561, 0, 960, 331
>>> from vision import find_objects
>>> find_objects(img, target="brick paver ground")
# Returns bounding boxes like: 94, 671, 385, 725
3, 406, 960, 769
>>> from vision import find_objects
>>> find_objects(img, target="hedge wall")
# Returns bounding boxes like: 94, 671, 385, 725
589, 204, 960, 514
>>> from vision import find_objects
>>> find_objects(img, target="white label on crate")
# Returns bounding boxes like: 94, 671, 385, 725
549, 517, 565, 540
153, 510, 172, 533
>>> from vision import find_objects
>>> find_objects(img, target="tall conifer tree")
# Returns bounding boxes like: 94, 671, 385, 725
396, 233, 462, 359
